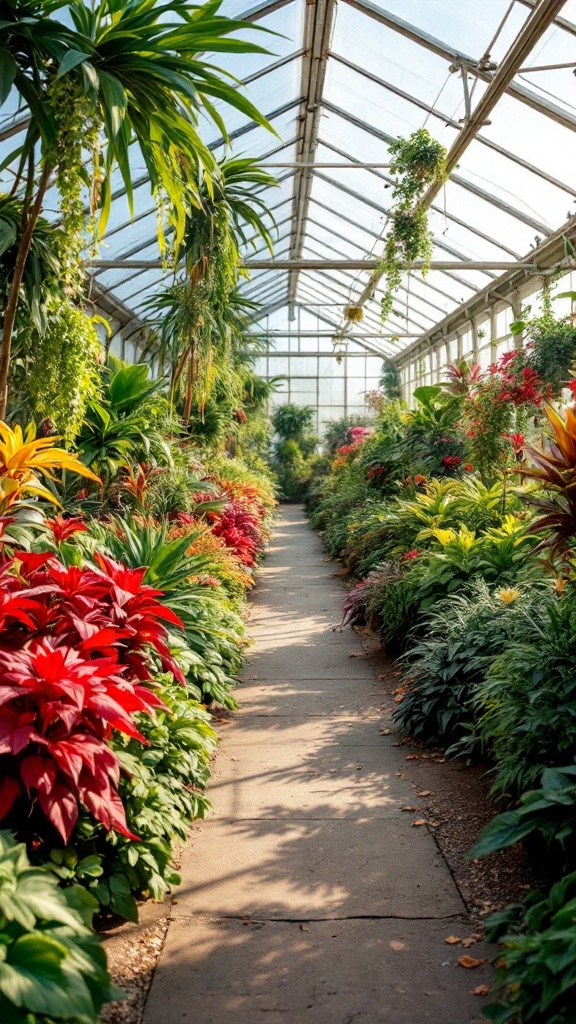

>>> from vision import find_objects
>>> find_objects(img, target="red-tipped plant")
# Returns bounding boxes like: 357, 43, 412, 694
520, 404, 576, 557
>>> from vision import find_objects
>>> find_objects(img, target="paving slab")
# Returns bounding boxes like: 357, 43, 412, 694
143, 507, 490, 1024
143, 917, 491, 1024
172, 817, 462, 919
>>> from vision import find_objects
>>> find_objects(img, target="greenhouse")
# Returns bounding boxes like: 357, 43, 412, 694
1, 0, 576, 1022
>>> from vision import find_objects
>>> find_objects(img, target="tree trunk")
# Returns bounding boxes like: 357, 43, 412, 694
0, 164, 52, 420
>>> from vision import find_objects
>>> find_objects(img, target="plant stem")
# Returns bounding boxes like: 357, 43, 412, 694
0, 163, 52, 420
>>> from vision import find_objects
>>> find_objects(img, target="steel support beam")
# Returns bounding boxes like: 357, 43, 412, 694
91, 259, 538, 271
329, 53, 576, 198
255, 331, 418, 338
287, 0, 337, 318
517, 0, 576, 37
315, 137, 524, 258
321, 100, 552, 236
90, 258, 537, 270
394, 213, 576, 369
331, 0, 567, 341
342, 0, 576, 132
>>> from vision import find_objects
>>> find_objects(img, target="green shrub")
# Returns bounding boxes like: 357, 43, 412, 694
395, 582, 534, 747
0, 830, 119, 1023
483, 872, 576, 1024
471, 765, 576, 879
475, 590, 576, 796
47, 676, 218, 922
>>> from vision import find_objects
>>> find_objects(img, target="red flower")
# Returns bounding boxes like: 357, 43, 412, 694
402, 549, 419, 561
442, 456, 461, 467
506, 432, 525, 453
464, 463, 474, 473
567, 379, 576, 399
45, 514, 88, 543
414, 474, 426, 484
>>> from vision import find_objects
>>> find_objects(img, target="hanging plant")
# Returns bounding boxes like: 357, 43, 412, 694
47, 76, 102, 297
378, 129, 446, 323
22, 301, 103, 439
345, 305, 364, 322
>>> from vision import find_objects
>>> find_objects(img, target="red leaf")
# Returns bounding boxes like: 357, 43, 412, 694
37, 782, 79, 843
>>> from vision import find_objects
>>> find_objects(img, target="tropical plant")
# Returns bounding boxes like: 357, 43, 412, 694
20, 300, 103, 437
520, 403, 576, 557
378, 128, 446, 322
395, 581, 532, 748
76, 358, 172, 481
0, 0, 273, 416
0, 420, 99, 510
512, 289, 576, 394
0, 829, 120, 1023
0, 548, 188, 842
143, 157, 276, 424
471, 764, 576, 878
54, 673, 217, 920
483, 872, 576, 1024
474, 588, 576, 796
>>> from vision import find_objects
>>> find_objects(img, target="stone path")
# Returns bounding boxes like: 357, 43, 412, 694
143, 507, 490, 1024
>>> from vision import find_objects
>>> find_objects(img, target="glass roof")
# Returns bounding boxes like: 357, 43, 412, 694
2, 0, 576, 361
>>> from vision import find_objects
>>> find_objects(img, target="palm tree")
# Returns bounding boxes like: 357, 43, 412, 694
142, 156, 277, 424
0, 0, 274, 417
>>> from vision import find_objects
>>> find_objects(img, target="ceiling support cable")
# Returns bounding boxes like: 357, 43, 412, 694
394, 211, 576, 369
330, 0, 568, 344
342, 0, 576, 131
328, 53, 576, 197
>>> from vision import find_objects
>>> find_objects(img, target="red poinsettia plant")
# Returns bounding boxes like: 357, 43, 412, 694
0, 550, 185, 842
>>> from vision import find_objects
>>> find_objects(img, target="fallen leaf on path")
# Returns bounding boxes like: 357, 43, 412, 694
349, 652, 364, 658
405, 754, 418, 760
458, 956, 488, 969
400, 806, 418, 812
389, 940, 405, 951
473, 986, 490, 997
412, 819, 427, 827
380, 728, 393, 735
428, 820, 440, 827
444, 936, 461, 945
462, 937, 479, 948
417, 790, 432, 797
300, 925, 310, 932
395, 772, 404, 777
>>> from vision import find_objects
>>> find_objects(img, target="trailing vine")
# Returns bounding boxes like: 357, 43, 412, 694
23, 301, 103, 439
47, 77, 102, 296
379, 128, 446, 323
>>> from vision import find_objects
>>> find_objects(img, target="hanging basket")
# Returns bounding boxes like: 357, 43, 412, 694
344, 305, 364, 322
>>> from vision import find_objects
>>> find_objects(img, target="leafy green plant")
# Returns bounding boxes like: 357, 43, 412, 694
76, 359, 172, 481
22, 300, 102, 438
471, 765, 576, 878
395, 581, 533, 748
0, 829, 119, 1022
475, 589, 576, 796
0, 0, 274, 415
378, 128, 446, 322
483, 872, 576, 1024
271, 404, 318, 501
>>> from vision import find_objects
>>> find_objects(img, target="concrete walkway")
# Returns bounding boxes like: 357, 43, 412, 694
143, 507, 490, 1024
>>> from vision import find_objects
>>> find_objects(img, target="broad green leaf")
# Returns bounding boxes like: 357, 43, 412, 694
0, 50, 16, 106
57, 48, 92, 78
